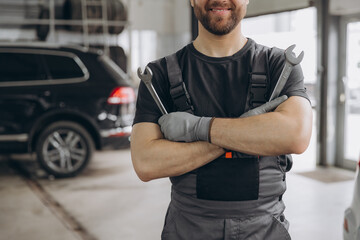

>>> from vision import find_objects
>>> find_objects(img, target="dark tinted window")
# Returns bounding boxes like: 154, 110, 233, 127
0, 52, 46, 82
43, 54, 85, 79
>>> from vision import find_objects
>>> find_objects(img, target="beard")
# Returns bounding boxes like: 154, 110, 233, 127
193, 1, 244, 36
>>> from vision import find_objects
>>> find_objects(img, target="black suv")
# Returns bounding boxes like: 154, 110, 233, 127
0, 43, 135, 177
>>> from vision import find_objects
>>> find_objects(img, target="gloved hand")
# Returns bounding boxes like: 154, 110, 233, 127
158, 112, 213, 142
240, 95, 288, 118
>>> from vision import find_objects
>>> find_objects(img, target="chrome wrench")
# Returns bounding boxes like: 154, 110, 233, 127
268, 44, 304, 101
137, 66, 168, 115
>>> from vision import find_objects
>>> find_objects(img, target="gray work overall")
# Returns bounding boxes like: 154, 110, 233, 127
160, 47, 292, 240
161, 154, 291, 240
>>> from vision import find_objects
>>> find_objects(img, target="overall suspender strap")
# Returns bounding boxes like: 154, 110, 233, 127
165, 53, 194, 114
244, 48, 270, 112
245, 47, 293, 173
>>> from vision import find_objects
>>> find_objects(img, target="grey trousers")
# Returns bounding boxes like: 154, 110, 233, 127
161, 190, 291, 240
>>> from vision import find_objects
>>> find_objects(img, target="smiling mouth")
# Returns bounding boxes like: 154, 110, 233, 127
210, 8, 231, 12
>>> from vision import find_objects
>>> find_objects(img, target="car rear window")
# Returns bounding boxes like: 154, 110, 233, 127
43, 54, 85, 79
0, 53, 46, 82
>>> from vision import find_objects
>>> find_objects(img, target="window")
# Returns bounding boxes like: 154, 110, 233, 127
344, 21, 360, 162
0, 53, 46, 82
43, 54, 85, 79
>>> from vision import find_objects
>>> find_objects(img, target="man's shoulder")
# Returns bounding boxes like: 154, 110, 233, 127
149, 44, 189, 69
146, 45, 188, 85
248, 41, 286, 69
250, 39, 284, 59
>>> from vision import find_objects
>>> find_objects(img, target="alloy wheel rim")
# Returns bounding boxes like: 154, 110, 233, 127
42, 129, 87, 174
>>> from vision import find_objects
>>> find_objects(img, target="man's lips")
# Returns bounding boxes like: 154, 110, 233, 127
209, 7, 231, 14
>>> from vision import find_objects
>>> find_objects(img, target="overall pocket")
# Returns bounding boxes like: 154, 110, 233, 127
268, 215, 291, 240
196, 154, 259, 201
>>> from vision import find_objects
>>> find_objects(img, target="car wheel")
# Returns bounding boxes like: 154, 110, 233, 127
36, 121, 94, 178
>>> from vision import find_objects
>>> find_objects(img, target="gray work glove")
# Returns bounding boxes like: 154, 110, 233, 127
158, 112, 212, 142
240, 95, 288, 118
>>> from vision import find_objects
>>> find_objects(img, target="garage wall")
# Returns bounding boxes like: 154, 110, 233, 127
247, 0, 311, 17
330, 0, 360, 15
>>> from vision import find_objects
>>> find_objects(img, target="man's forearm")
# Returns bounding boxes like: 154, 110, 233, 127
210, 97, 312, 156
131, 123, 224, 182
210, 113, 296, 156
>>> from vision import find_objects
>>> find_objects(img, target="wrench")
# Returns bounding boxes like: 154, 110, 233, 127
137, 66, 168, 115
268, 44, 304, 101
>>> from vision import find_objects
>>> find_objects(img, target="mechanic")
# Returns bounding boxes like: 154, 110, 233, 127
131, 0, 313, 239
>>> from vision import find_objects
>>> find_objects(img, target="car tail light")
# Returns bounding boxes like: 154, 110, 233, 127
344, 218, 349, 233
107, 87, 135, 104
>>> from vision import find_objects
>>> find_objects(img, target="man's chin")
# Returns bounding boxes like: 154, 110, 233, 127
205, 23, 235, 35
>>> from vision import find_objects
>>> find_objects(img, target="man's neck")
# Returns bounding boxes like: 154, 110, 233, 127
193, 23, 248, 58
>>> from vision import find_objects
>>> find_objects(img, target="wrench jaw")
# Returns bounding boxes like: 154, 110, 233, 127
137, 66, 153, 84
285, 44, 304, 65
137, 66, 168, 115
268, 44, 304, 101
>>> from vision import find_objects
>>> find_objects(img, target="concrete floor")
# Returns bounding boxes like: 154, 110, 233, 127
0, 149, 356, 240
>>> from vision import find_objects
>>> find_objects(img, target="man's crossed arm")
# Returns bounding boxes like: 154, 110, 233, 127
131, 96, 312, 181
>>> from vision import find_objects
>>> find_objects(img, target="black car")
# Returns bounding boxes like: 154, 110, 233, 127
0, 43, 135, 177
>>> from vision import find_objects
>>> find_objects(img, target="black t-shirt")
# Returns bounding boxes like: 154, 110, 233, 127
133, 38, 309, 125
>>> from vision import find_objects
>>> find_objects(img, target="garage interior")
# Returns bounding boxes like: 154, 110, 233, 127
0, 0, 360, 239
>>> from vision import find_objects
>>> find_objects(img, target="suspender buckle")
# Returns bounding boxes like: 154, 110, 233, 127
249, 73, 268, 108
170, 82, 194, 112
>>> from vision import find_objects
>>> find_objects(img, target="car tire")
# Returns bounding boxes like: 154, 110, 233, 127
36, 121, 94, 178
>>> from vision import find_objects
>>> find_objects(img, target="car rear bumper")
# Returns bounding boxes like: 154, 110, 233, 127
100, 126, 132, 150
100, 126, 132, 138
